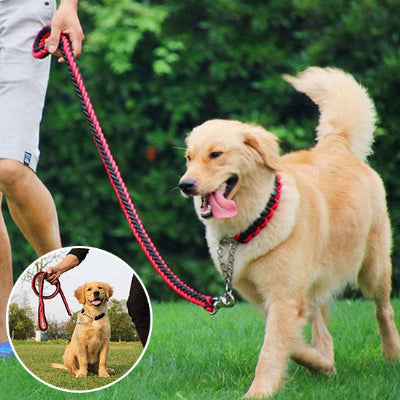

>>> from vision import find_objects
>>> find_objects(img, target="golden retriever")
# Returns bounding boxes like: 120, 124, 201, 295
51, 282, 113, 378
179, 67, 400, 398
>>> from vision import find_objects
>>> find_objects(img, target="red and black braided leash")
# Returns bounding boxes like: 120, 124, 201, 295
32, 25, 216, 313
31, 272, 72, 331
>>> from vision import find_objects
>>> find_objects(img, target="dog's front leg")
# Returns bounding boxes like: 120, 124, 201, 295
75, 345, 88, 378
245, 298, 305, 399
98, 342, 110, 378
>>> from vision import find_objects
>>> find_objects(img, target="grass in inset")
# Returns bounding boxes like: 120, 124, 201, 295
12, 341, 143, 392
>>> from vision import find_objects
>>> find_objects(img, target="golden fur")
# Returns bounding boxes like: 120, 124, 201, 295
179, 67, 400, 398
51, 282, 113, 378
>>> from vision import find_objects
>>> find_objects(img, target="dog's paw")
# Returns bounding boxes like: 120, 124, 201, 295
98, 369, 110, 378
244, 390, 274, 399
244, 383, 276, 399
383, 345, 400, 361
306, 362, 336, 377
75, 370, 87, 378
325, 366, 337, 378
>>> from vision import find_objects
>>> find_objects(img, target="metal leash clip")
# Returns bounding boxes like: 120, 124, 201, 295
211, 237, 237, 314
211, 291, 236, 314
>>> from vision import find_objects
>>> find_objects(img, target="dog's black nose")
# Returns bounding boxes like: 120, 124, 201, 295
94, 291, 100, 297
179, 178, 197, 195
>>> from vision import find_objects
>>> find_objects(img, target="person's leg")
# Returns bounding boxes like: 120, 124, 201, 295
0, 159, 61, 256
0, 162, 61, 352
127, 274, 151, 346
0, 194, 13, 345
0, 0, 58, 357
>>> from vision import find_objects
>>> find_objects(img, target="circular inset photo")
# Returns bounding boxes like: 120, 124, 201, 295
7, 246, 152, 393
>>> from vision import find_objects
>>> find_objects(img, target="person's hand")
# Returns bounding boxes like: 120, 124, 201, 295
45, 0, 84, 62
43, 267, 61, 285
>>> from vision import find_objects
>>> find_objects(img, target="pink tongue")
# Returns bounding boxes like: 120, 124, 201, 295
208, 189, 237, 219
91, 300, 101, 306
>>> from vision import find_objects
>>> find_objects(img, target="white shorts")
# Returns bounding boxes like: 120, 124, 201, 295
0, 0, 56, 171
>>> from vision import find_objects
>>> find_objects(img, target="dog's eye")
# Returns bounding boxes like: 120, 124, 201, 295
185, 155, 191, 162
210, 151, 223, 159
87, 288, 92, 291
98, 287, 103, 290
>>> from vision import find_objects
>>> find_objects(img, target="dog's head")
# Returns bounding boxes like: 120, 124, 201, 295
74, 282, 113, 309
179, 119, 280, 220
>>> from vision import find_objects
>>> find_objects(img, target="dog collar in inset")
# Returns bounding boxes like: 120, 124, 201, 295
77, 309, 106, 325
233, 174, 282, 244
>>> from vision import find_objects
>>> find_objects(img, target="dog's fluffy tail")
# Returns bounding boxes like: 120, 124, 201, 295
51, 363, 67, 370
283, 67, 376, 161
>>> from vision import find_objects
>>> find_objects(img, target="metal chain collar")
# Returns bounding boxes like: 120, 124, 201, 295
75, 311, 105, 325
75, 312, 94, 325
211, 238, 237, 314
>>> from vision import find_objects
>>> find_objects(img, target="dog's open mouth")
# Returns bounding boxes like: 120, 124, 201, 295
90, 298, 103, 307
201, 176, 238, 219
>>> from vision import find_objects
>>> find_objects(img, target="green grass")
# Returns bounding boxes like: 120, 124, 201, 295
2, 300, 400, 399
11, 341, 143, 392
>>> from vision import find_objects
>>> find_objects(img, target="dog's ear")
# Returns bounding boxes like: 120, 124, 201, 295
74, 284, 86, 304
104, 283, 113, 301
243, 125, 281, 171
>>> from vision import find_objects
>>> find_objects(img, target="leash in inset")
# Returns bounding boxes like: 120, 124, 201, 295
32, 25, 230, 314
31, 272, 72, 331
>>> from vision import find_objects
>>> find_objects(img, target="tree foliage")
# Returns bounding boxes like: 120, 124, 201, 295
8, 303, 35, 340
45, 319, 67, 340
108, 299, 138, 342
7, 0, 400, 299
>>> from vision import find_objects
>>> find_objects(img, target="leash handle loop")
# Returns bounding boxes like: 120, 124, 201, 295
31, 272, 72, 331
32, 24, 53, 59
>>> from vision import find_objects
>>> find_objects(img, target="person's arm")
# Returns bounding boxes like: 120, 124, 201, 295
67, 248, 89, 264
44, 248, 89, 284
46, 0, 84, 61
44, 253, 81, 284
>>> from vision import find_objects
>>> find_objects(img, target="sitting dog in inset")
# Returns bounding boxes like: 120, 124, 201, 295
51, 281, 114, 378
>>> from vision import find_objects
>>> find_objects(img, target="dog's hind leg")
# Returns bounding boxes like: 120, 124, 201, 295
63, 352, 79, 375
50, 363, 68, 370
291, 339, 335, 375
358, 217, 400, 360
375, 297, 400, 360
291, 304, 335, 375
310, 304, 334, 363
